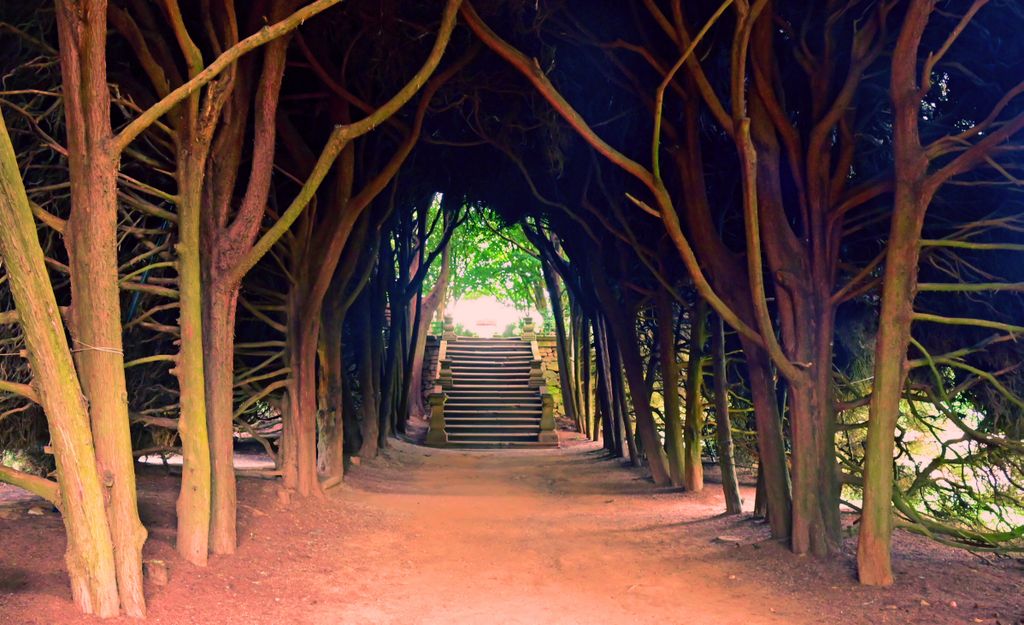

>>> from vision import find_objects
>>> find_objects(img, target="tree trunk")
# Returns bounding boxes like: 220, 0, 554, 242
541, 259, 578, 425
342, 347, 361, 454
318, 286, 345, 482
0, 110, 121, 618
610, 314, 669, 483
406, 244, 450, 418
857, 0, 933, 585
655, 290, 685, 487
857, 211, 922, 583
580, 316, 594, 440
55, 1, 146, 612
711, 315, 743, 514
592, 317, 619, 455
203, 283, 239, 554
173, 151, 212, 566
571, 303, 586, 432
284, 274, 323, 498
783, 304, 840, 556
754, 464, 768, 518
358, 290, 381, 458
609, 339, 641, 468
683, 298, 709, 492
740, 339, 792, 539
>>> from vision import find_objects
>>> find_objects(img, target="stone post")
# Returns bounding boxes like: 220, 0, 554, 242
426, 387, 448, 446
520, 316, 536, 341
442, 315, 457, 341
538, 390, 558, 444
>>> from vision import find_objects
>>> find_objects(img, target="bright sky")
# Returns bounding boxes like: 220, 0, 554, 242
448, 296, 542, 337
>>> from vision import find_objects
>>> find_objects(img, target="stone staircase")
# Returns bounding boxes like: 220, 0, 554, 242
426, 336, 558, 448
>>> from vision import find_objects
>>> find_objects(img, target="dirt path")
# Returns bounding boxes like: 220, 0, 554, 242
332, 442, 807, 625
2, 434, 1021, 624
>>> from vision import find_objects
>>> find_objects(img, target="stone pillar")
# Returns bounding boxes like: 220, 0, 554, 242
439, 359, 453, 390
442, 315, 457, 341
520, 316, 536, 341
529, 358, 544, 388
538, 391, 558, 444
426, 388, 448, 446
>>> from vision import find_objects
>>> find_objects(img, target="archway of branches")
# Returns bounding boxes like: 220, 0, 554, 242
0, 0, 1022, 618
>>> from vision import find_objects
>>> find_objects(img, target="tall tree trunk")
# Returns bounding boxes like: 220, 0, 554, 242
683, 298, 709, 492
597, 292, 670, 483
571, 303, 586, 432
358, 289, 381, 458
754, 464, 768, 518
783, 300, 840, 556
0, 111, 121, 617
740, 339, 792, 539
580, 316, 594, 440
283, 273, 323, 498
202, 283, 239, 553
609, 339, 641, 468
55, 0, 146, 613
711, 315, 743, 514
174, 149, 213, 566
655, 290, 685, 487
408, 244, 450, 417
318, 285, 346, 482
541, 259, 578, 425
593, 317, 619, 455
342, 347, 361, 453
857, 0, 934, 585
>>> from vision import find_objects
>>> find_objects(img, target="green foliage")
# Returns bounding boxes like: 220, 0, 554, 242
447, 207, 542, 312
452, 322, 478, 338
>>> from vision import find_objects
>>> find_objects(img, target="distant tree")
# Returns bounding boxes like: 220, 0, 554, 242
448, 208, 544, 313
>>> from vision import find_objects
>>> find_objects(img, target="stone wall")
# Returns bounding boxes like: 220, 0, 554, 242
535, 335, 566, 415
536, 335, 558, 381
420, 335, 441, 401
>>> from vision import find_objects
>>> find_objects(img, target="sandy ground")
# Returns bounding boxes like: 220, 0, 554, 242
1, 430, 1022, 624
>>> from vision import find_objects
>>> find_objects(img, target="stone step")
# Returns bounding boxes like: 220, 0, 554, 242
446, 340, 528, 346
452, 377, 532, 381
444, 400, 542, 408
447, 358, 533, 366
451, 380, 532, 387
448, 385, 540, 389
445, 431, 541, 443
451, 370, 532, 376
451, 356, 531, 361
447, 351, 532, 357
445, 424, 541, 434
451, 370, 531, 376
445, 416, 542, 425
447, 347, 531, 353
448, 347, 532, 352
451, 361, 532, 365
446, 397, 538, 404
446, 406, 541, 413
448, 397, 540, 401
451, 383, 532, 389
448, 361, 532, 368
448, 347, 530, 351
446, 395, 540, 402
449, 346, 526, 350
450, 358, 531, 364
443, 440, 558, 449
446, 387, 537, 393
428, 337, 556, 450
446, 405, 548, 415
